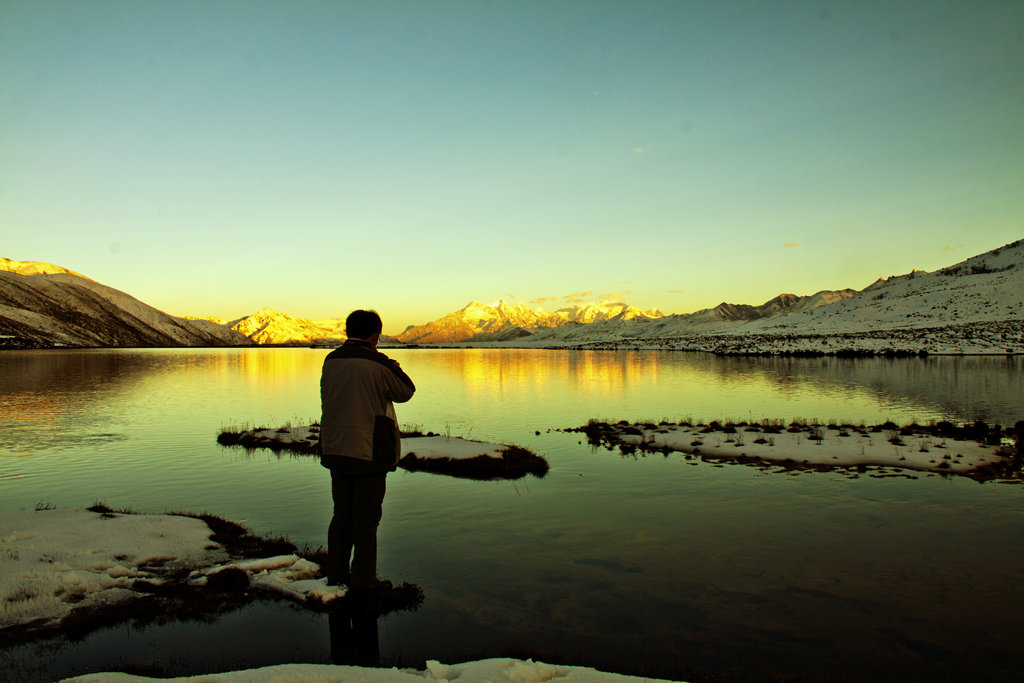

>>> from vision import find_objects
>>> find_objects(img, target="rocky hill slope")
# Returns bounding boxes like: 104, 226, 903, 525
0, 261, 251, 348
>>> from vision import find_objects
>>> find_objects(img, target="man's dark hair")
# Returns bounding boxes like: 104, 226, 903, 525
346, 309, 383, 339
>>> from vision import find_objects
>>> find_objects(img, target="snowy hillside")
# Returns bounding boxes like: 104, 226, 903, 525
517, 240, 1024, 354
0, 260, 251, 348
523, 289, 860, 345
0, 257, 91, 279
395, 299, 663, 344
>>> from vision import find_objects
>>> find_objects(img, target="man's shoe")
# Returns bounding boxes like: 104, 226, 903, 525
326, 569, 351, 587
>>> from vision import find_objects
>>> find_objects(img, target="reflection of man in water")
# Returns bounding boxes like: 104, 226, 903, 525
320, 309, 415, 593
330, 610, 379, 667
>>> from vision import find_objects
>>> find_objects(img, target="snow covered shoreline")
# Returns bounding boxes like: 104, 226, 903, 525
60, 658, 678, 682
535, 321, 1024, 355
383, 320, 1024, 355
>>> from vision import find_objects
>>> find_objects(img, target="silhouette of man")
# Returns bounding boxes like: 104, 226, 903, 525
320, 309, 415, 593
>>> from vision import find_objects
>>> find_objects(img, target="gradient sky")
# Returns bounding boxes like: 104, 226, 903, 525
2, 1, 1022, 334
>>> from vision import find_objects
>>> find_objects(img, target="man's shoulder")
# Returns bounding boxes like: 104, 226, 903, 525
323, 341, 413, 392
325, 343, 391, 363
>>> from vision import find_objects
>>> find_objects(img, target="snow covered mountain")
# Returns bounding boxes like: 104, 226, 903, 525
394, 299, 664, 344
0, 260, 251, 348
522, 289, 859, 345
677, 289, 859, 327
522, 239, 1024, 354
225, 308, 349, 346
747, 242, 1023, 334
0, 257, 91, 279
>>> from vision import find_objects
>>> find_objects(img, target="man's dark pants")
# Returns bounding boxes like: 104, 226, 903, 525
329, 471, 387, 587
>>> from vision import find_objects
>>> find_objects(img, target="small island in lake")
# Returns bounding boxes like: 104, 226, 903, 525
570, 419, 1024, 482
217, 425, 549, 480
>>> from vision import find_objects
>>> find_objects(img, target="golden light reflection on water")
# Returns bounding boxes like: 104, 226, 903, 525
1, 349, 1020, 453
0, 394, 60, 425
411, 348, 780, 407
230, 348, 324, 381
390, 349, 1023, 429
405, 349, 674, 401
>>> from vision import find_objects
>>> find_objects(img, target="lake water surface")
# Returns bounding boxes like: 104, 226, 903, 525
1, 349, 1022, 682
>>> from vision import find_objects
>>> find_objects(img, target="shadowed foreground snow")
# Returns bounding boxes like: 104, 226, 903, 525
0, 510, 229, 630
0, 510, 351, 632
61, 658, 678, 682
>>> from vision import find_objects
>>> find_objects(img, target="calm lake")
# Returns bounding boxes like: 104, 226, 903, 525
1, 349, 1022, 682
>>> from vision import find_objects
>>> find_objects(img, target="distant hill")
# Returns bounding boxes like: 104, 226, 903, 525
0, 260, 251, 348
394, 299, 664, 344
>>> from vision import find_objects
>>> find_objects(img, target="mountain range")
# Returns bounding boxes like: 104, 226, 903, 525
393, 299, 664, 344
1, 239, 1021, 354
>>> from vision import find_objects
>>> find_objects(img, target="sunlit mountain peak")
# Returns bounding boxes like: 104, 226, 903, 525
395, 298, 665, 343
0, 257, 92, 280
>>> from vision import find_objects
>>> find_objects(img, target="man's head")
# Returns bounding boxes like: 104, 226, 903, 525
346, 309, 383, 343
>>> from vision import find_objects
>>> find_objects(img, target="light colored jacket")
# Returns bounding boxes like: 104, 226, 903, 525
319, 340, 415, 473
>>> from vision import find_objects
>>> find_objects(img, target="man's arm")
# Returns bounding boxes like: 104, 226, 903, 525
383, 361, 415, 403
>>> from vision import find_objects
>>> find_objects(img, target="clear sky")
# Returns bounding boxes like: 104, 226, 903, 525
2, 0, 1022, 334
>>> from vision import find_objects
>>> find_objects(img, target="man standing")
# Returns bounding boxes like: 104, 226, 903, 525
320, 309, 415, 594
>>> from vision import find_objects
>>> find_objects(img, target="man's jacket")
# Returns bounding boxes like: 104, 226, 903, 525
319, 339, 416, 474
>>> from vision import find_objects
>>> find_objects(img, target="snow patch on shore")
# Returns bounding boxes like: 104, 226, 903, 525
400, 436, 505, 460
0, 510, 228, 630
191, 554, 348, 604
61, 657, 678, 682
